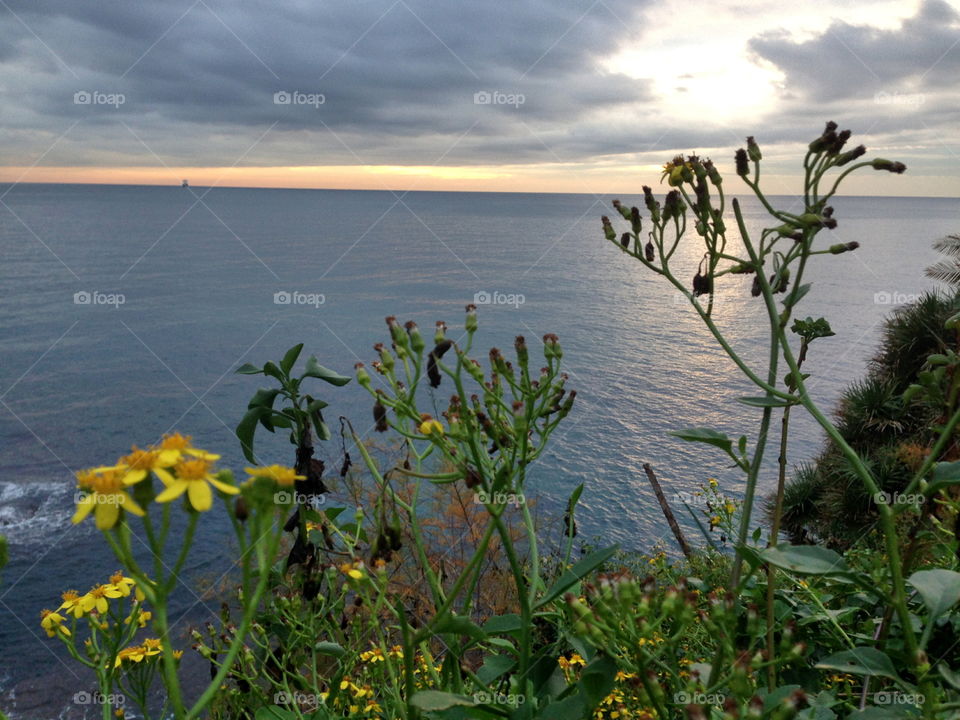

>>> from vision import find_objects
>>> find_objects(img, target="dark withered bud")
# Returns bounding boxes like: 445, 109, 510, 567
735, 148, 749, 176
822, 206, 834, 218
703, 158, 722, 186
751, 274, 762, 297
630, 206, 641, 234
822, 216, 837, 229
692, 272, 712, 297
426, 339, 452, 388
644, 241, 655, 262
234, 496, 249, 522
662, 190, 684, 220
835, 144, 866, 166
339, 453, 352, 478
373, 395, 388, 432
746, 136, 762, 162
872, 158, 906, 174
464, 467, 482, 489
620, 232, 631, 249
770, 269, 790, 294
642, 185, 660, 222
601, 216, 616, 241
827, 129, 851, 155
809, 121, 838, 153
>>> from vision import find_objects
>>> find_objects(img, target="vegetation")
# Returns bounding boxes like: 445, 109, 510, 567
29, 123, 960, 719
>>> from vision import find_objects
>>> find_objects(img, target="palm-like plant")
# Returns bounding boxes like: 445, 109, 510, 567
926, 234, 960, 287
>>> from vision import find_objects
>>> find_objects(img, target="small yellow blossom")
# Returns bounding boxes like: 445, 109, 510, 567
58, 590, 85, 618
73, 466, 145, 530
418, 418, 444, 436
244, 465, 305, 486
40, 609, 70, 637
155, 458, 238, 511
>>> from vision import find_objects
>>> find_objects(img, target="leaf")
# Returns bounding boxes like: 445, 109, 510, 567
314, 641, 345, 658
248, 388, 281, 410
237, 407, 271, 463
762, 544, 848, 576
432, 614, 487, 642
783, 283, 812, 309
938, 663, 960, 690
580, 655, 618, 709
763, 685, 802, 713
791, 316, 835, 340
306, 398, 329, 413
477, 654, 515, 684
671, 427, 733, 454
738, 395, 798, 408
848, 708, 917, 719
815, 648, 899, 679
536, 545, 619, 608
280, 343, 304, 375
926, 461, 960, 496
301, 356, 351, 386
483, 613, 522, 636
410, 691, 476, 712
236, 362, 263, 375
263, 361, 284, 382
907, 569, 960, 618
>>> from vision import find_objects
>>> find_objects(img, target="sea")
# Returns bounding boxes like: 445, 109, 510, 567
0, 184, 957, 716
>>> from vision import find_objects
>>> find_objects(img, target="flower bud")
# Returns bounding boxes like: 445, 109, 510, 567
834, 144, 866, 166
434, 321, 447, 344
620, 232, 631, 249
602, 216, 617, 241
735, 148, 749, 176
827, 129, 851, 155
355, 362, 372, 390
746, 136, 762, 162
405, 321, 425, 354
751, 275, 762, 297
375, 343, 395, 373
644, 241, 655, 262
465, 304, 478, 333
630, 206, 642, 234
828, 241, 859, 254
386, 316, 409, 351
373, 395, 388, 432
612, 199, 632, 221
872, 158, 906, 174
514, 335, 529, 368
704, 158, 722, 186
643, 186, 660, 222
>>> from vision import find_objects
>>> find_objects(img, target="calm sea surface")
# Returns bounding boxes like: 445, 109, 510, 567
1, 184, 957, 714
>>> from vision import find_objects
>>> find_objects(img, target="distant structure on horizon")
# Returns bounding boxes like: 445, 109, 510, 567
181, 179, 189, 187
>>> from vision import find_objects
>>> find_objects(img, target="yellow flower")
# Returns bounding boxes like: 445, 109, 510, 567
119, 446, 179, 486
73, 466, 146, 530
59, 590, 85, 618
708, 478, 718, 488
244, 465, 305, 487
724, 501, 736, 515
389, 645, 404, 659
360, 647, 386, 663
339, 561, 365, 581
710, 515, 721, 526
141, 638, 163, 655
418, 418, 444, 436
40, 609, 70, 637
155, 458, 237, 511
114, 645, 148, 667
125, 610, 152, 628
80, 585, 121, 614
108, 571, 136, 598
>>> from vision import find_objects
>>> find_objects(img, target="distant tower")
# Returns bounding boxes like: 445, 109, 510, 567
181, 179, 189, 188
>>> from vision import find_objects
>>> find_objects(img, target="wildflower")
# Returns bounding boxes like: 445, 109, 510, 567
155, 458, 238, 512
360, 647, 386, 663
59, 590, 85, 618
40, 609, 70, 637
243, 465, 304, 487
724, 501, 736, 515
73, 466, 145, 530
418, 417, 444, 436
114, 645, 148, 667
339, 561, 366, 580
125, 610, 152, 628
119, 446, 178, 486
708, 478, 718, 488
108, 571, 136, 598
80, 585, 121, 615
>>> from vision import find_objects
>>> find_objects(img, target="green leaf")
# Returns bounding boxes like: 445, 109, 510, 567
314, 641, 345, 658
580, 655, 618, 709
926, 461, 960, 497
410, 691, 476, 711
301, 356, 351, 386
236, 362, 263, 375
791, 316, 834, 340
477, 654, 515, 684
783, 283, 812, 309
672, 427, 733, 455
938, 663, 960, 690
816, 648, 899, 679
536, 545, 619, 608
432, 613, 487, 642
762, 544, 848, 576
848, 708, 917, 719
483, 613, 523, 636
255, 708, 296, 720
280, 343, 304, 375
738, 395, 798, 408
907, 569, 960, 618
248, 388, 281, 410
237, 407, 271, 463
306, 398, 329, 413
763, 685, 802, 713
263, 361, 285, 382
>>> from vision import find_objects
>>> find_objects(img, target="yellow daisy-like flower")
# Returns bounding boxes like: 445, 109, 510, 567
724, 501, 736, 515
360, 647, 385, 663
141, 638, 163, 656
418, 418, 444, 436
114, 645, 148, 667
124, 610, 152, 628
708, 478, 718, 488
58, 590, 85, 618
73, 466, 146, 530
339, 561, 365, 580
40, 609, 70, 638
119, 446, 179, 486
80, 585, 121, 615
154, 458, 237, 511
244, 465, 305, 487
108, 571, 136, 598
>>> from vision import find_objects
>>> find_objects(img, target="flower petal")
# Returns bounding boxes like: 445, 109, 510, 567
187, 480, 213, 511
120, 493, 145, 517
123, 469, 147, 486
208, 477, 240, 496
154, 467, 176, 487
155, 480, 188, 504
95, 501, 120, 530
72, 495, 95, 524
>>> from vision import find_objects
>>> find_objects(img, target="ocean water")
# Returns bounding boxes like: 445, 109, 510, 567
0, 184, 957, 714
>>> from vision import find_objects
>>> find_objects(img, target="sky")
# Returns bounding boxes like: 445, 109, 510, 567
0, 0, 958, 195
